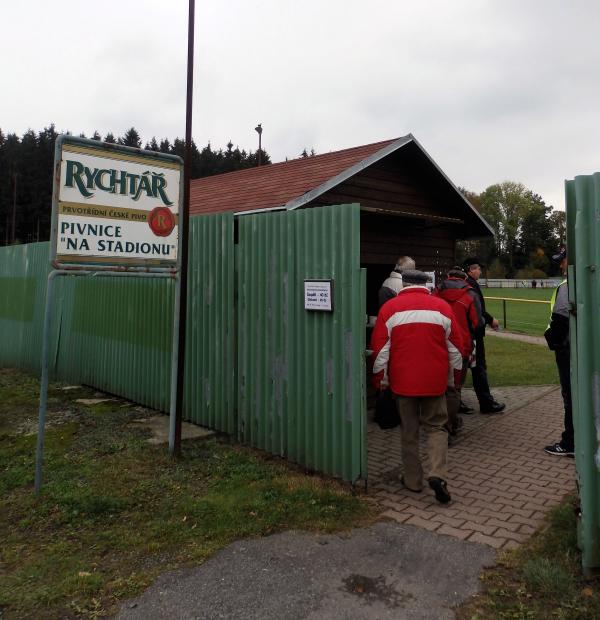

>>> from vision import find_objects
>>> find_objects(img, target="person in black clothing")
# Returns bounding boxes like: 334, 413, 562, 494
463, 257, 506, 414
543, 247, 574, 457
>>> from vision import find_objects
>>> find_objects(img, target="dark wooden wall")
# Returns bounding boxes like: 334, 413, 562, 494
309, 144, 465, 315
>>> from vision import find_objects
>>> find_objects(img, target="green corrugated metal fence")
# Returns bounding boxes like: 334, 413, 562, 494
566, 172, 600, 573
0, 242, 52, 373
237, 204, 365, 481
184, 213, 235, 433
0, 214, 234, 429
0, 204, 366, 482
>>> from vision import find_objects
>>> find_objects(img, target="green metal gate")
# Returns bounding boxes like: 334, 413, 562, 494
236, 204, 366, 482
566, 172, 600, 573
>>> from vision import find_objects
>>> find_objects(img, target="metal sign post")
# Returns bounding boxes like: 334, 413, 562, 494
35, 136, 183, 493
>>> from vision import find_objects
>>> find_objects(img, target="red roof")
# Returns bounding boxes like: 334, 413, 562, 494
189, 138, 398, 215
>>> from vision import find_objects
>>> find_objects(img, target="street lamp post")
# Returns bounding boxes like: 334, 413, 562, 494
171, 0, 195, 457
255, 123, 262, 166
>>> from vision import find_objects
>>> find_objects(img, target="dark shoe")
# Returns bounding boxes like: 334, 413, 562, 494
400, 476, 423, 493
458, 401, 475, 414
480, 401, 505, 414
544, 442, 574, 457
428, 477, 451, 504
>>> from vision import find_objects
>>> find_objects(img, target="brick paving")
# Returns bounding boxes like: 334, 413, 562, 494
368, 385, 576, 549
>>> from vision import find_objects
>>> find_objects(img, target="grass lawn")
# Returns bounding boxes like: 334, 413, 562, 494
458, 496, 600, 620
464, 336, 559, 387
483, 288, 554, 337
0, 368, 376, 619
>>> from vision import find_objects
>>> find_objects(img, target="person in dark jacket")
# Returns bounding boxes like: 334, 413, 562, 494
434, 268, 482, 436
543, 247, 574, 457
463, 257, 506, 414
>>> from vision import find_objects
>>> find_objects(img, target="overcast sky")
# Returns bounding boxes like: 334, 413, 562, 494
3, 0, 599, 210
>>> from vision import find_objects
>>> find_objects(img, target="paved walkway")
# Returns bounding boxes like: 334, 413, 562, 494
116, 523, 495, 619
486, 328, 546, 346
367, 385, 575, 549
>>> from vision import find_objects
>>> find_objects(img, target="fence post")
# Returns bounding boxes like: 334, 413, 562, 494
502, 299, 507, 330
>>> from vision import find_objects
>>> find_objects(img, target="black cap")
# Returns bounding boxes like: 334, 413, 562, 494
463, 256, 484, 270
401, 269, 431, 285
447, 266, 467, 279
552, 247, 567, 262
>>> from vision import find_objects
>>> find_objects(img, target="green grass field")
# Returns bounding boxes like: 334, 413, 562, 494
464, 336, 558, 387
483, 287, 554, 336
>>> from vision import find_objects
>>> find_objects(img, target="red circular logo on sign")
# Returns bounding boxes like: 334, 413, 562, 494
148, 207, 176, 237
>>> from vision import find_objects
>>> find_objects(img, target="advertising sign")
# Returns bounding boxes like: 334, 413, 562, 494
51, 136, 182, 269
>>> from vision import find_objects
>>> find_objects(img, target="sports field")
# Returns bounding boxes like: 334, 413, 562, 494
483, 287, 554, 336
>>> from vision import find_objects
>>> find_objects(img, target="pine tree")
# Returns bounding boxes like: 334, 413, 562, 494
0, 129, 9, 244
11, 129, 38, 244
119, 127, 142, 148
171, 137, 185, 160
146, 137, 160, 151
104, 132, 116, 144
36, 125, 58, 241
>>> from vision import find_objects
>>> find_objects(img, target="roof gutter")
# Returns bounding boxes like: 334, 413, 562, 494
234, 204, 287, 217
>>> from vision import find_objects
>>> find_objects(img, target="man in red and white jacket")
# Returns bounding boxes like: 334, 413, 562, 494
371, 269, 464, 503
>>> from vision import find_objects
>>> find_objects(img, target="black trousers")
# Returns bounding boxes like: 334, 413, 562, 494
471, 336, 494, 408
555, 347, 574, 450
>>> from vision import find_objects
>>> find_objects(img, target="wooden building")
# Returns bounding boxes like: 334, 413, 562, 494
190, 134, 493, 316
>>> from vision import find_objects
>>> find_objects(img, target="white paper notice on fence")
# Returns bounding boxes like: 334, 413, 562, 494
304, 280, 333, 312
424, 271, 435, 292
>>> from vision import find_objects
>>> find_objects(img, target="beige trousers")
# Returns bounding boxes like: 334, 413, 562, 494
395, 394, 449, 490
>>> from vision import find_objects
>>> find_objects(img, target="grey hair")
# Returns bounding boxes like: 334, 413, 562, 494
395, 256, 416, 272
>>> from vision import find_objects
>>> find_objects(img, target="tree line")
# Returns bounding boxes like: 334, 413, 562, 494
457, 181, 566, 278
1, 126, 566, 278
0, 125, 272, 246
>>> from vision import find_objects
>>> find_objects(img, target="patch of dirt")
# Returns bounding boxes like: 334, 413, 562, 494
13, 409, 81, 436
341, 574, 413, 608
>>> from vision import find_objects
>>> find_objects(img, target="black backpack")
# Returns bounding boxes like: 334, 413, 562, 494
374, 389, 400, 429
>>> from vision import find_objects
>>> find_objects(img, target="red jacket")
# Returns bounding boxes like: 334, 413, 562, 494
371, 286, 464, 397
433, 277, 481, 358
